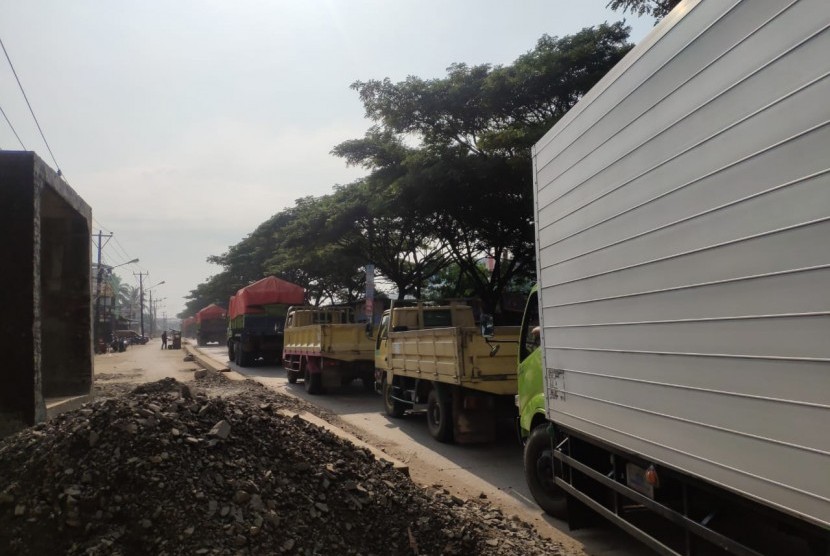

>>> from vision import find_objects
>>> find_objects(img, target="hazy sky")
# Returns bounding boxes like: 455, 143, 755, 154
0, 1, 654, 317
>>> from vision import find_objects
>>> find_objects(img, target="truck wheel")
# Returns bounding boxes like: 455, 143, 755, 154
524, 424, 567, 519
239, 349, 253, 367
227, 341, 235, 361
287, 370, 299, 384
382, 376, 406, 418
304, 368, 323, 395
426, 389, 453, 443
233, 342, 243, 366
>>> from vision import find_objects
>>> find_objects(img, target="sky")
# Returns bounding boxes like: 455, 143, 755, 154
0, 1, 654, 318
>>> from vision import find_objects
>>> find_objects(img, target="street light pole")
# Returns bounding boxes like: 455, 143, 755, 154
151, 297, 166, 337
135, 272, 147, 337
143, 280, 166, 337
93, 231, 112, 352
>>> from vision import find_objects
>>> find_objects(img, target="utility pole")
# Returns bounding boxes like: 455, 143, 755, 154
135, 271, 148, 337
151, 298, 166, 337
92, 231, 113, 352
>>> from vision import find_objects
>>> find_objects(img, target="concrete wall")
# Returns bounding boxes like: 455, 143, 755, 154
0, 151, 92, 437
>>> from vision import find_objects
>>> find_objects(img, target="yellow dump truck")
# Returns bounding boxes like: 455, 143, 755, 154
282, 306, 375, 395
374, 303, 520, 443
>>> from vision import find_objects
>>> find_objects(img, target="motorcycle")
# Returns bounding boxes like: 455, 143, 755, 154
110, 336, 128, 353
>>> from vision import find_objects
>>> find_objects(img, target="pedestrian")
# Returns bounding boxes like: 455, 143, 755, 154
161, 330, 168, 350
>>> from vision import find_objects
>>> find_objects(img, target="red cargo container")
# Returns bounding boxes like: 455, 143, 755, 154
226, 277, 305, 367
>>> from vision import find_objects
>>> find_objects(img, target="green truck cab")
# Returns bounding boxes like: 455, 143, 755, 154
516, 286, 566, 518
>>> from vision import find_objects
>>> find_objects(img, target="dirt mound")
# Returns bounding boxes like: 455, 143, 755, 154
0, 375, 560, 555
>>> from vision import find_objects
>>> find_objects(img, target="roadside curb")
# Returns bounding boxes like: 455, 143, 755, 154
46, 395, 94, 420
183, 343, 245, 381
183, 342, 409, 476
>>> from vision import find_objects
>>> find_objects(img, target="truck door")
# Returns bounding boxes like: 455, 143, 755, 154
374, 313, 390, 371
517, 289, 544, 435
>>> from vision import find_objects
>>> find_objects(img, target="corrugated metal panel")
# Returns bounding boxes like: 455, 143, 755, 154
532, 0, 830, 528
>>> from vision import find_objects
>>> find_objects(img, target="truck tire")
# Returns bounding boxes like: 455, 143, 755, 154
287, 370, 299, 384
382, 376, 406, 418
227, 341, 235, 362
304, 367, 323, 395
426, 388, 453, 443
233, 340, 253, 367
524, 424, 567, 519
238, 348, 253, 367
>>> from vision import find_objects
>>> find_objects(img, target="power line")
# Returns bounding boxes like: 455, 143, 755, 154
0, 102, 26, 149
90, 220, 139, 269
0, 34, 62, 175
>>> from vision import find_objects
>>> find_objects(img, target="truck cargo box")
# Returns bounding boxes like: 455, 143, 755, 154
388, 325, 519, 396
531, 0, 830, 530
283, 307, 375, 394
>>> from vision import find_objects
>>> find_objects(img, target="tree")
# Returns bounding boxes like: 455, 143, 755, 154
181, 208, 306, 318
183, 25, 635, 314
107, 272, 131, 318
181, 273, 238, 319
606, 0, 681, 21
275, 181, 451, 301
125, 286, 141, 328
344, 24, 633, 312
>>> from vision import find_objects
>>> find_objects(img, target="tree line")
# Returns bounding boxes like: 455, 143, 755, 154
180, 2, 678, 318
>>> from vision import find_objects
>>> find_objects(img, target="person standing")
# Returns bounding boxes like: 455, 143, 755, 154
161, 330, 168, 350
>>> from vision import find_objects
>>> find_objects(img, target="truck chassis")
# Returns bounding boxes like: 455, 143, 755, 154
549, 425, 828, 556
381, 373, 515, 444
283, 353, 374, 395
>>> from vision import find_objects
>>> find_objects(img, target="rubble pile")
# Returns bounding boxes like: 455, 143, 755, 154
0, 374, 559, 555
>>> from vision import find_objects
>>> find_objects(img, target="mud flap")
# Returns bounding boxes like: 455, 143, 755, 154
452, 389, 496, 444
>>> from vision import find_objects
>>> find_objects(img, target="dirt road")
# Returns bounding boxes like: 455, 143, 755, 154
93, 341, 654, 556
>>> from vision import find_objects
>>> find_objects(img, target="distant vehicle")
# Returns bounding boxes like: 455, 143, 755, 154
169, 330, 182, 350
282, 306, 375, 394
109, 334, 127, 352
227, 276, 305, 367
114, 329, 148, 345
374, 303, 519, 443
195, 304, 227, 346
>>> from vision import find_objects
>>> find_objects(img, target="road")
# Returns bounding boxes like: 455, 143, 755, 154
194, 342, 654, 556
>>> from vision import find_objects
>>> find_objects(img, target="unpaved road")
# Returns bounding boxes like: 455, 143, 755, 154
94, 341, 654, 556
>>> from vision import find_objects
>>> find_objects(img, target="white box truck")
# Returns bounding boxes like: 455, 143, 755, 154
524, 0, 830, 553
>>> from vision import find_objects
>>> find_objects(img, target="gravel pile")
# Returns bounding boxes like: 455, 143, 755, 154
0, 373, 561, 555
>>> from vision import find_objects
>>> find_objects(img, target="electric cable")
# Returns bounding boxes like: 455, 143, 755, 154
0, 102, 26, 148
0, 34, 62, 175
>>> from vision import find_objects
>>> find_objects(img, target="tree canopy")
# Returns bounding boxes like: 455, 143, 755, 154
180, 23, 634, 318
606, 0, 682, 21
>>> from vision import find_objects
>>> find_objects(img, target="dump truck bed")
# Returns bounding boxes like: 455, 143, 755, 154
387, 326, 520, 395
283, 323, 374, 362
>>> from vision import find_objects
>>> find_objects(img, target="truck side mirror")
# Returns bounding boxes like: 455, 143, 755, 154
480, 314, 494, 338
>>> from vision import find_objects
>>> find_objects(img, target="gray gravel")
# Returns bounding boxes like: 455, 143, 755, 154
0, 372, 563, 555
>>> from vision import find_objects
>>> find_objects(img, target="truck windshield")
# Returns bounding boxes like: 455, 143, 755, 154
423, 310, 452, 328
519, 291, 540, 361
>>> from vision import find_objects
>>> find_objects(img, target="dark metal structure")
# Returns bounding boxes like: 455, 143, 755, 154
0, 151, 93, 437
